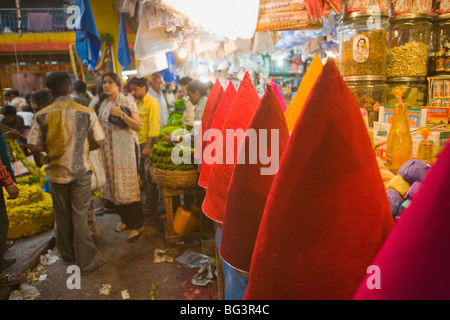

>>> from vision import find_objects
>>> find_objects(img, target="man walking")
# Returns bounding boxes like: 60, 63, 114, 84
129, 77, 160, 215
28, 72, 105, 275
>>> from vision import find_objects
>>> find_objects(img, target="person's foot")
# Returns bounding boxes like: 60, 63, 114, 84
115, 224, 128, 232
81, 259, 105, 276
5, 239, 14, 250
0, 271, 26, 287
127, 227, 144, 242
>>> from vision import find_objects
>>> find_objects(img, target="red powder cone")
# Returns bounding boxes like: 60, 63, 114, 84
353, 143, 450, 300
220, 83, 289, 273
195, 79, 224, 172
244, 59, 394, 300
198, 82, 237, 188
269, 78, 287, 111
202, 72, 261, 223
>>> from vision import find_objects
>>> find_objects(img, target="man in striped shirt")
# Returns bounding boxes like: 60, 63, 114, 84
28, 72, 105, 276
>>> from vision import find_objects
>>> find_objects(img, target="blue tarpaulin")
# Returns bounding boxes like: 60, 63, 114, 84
118, 12, 132, 70
75, 0, 101, 71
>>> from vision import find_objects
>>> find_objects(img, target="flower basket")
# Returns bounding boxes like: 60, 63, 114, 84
149, 166, 199, 189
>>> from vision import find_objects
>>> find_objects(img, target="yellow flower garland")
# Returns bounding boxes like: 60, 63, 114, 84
5, 184, 54, 239
3, 140, 53, 239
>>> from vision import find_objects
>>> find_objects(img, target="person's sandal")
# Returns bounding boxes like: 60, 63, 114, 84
5, 239, 14, 250
115, 224, 128, 232
0, 272, 26, 287
127, 227, 144, 242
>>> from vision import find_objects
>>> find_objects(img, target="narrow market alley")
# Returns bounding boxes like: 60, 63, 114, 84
2, 207, 219, 301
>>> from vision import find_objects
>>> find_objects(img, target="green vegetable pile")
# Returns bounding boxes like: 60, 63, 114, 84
151, 124, 196, 171
169, 99, 186, 117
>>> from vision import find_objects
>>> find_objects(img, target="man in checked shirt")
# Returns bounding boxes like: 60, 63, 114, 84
0, 158, 26, 286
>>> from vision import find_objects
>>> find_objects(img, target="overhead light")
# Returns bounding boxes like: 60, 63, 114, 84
178, 48, 187, 59
122, 70, 137, 76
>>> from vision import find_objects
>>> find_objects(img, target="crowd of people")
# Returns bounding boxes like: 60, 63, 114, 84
0, 71, 211, 286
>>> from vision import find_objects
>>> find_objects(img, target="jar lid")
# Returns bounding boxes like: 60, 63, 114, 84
434, 13, 450, 21
343, 10, 388, 20
386, 77, 427, 83
344, 75, 387, 82
389, 13, 432, 21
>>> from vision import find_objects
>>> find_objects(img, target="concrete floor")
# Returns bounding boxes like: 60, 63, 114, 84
2, 209, 219, 300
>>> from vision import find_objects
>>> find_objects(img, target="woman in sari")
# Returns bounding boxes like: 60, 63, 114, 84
95, 72, 144, 242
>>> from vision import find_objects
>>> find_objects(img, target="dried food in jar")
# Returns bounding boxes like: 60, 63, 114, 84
386, 86, 427, 108
349, 88, 381, 127
340, 29, 387, 76
386, 41, 429, 77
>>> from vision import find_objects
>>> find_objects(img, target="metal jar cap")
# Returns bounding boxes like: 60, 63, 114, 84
386, 77, 427, 82
343, 75, 387, 82
343, 10, 388, 20
389, 13, 432, 21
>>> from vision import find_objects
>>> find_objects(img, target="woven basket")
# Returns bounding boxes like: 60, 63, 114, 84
149, 166, 199, 188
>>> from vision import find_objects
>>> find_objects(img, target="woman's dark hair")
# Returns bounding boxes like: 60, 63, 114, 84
187, 80, 208, 97
31, 89, 53, 109
94, 72, 122, 114
45, 72, 72, 98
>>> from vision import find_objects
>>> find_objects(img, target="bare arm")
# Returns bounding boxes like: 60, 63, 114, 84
141, 137, 155, 157
110, 106, 141, 132
28, 144, 45, 152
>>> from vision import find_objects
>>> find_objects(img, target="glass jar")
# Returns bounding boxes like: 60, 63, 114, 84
386, 77, 428, 109
432, 14, 450, 61
344, 76, 387, 127
386, 14, 432, 78
339, 11, 389, 77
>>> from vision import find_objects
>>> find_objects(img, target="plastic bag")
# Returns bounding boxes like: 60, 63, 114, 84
137, 52, 169, 78
118, 0, 138, 17
134, 22, 178, 61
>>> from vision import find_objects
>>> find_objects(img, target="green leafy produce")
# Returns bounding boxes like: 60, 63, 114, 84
151, 124, 196, 172
167, 113, 183, 126
174, 99, 186, 111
